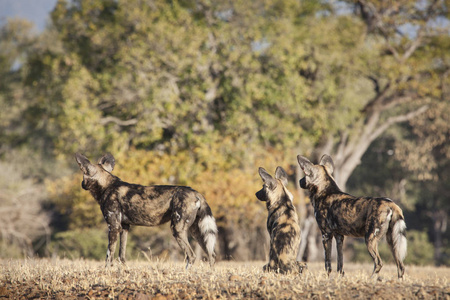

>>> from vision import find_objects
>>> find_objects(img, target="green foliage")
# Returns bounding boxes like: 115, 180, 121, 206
50, 228, 110, 260
46, 176, 105, 230
0, 241, 27, 259
347, 137, 413, 209
18, 0, 373, 161
405, 231, 435, 266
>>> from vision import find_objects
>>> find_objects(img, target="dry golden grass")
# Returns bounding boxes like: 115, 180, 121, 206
1, 258, 449, 299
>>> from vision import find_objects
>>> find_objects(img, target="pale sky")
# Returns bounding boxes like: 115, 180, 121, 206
0, 0, 58, 32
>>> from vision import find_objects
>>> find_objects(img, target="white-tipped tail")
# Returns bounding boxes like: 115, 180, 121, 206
199, 215, 218, 256
392, 219, 407, 262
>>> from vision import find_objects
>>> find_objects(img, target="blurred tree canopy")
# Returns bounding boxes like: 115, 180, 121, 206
0, 0, 448, 265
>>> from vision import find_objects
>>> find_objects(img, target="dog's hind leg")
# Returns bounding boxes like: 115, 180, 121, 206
171, 211, 197, 268
366, 208, 393, 277
189, 220, 215, 267
170, 191, 200, 269
365, 233, 383, 277
171, 225, 196, 269
119, 224, 130, 264
335, 234, 345, 276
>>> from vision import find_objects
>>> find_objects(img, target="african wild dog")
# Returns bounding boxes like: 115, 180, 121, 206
75, 153, 218, 268
256, 166, 306, 274
297, 154, 407, 279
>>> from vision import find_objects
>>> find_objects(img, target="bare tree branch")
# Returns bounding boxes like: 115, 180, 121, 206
361, 81, 392, 113
333, 105, 429, 189
369, 105, 429, 141
379, 95, 415, 111
100, 116, 138, 126
401, 28, 424, 63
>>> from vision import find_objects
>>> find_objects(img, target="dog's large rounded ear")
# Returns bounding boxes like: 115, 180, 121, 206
98, 153, 115, 173
297, 155, 313, 176
75, 153, 94, 174
275, 166, 288, 187
319, 154, 334, 175
258, 167, 277, 190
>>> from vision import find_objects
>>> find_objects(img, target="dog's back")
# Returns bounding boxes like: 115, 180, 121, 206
107, 183, 189, 226
266, 198, 301, 273
323, 195, 397, 238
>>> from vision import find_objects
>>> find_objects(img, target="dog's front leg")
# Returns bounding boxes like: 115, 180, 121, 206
119, 224, 130, 264
322, 233, 333, 275
335, 234, 345, 276
106, 224, 120, 267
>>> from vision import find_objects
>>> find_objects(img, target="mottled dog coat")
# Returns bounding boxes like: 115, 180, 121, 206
256, 167, 305, 274
297, 154, 407, 279
75, 153, 218, 268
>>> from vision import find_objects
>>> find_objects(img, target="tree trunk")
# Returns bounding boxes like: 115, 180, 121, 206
297, 204, 319, 262
431, 209, 447, 266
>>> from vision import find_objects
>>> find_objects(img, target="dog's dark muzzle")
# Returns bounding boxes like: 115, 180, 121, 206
255, 190, 267, 202
299, 177, 307, 189
81, 180, 88, 190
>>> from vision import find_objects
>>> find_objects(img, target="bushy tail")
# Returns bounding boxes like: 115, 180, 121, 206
197, 197, 218, 266
387, 206, 407, 279
392, 219, 407, 262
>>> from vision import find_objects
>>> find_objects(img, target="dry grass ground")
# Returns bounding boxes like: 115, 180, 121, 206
1, 259, 449, 299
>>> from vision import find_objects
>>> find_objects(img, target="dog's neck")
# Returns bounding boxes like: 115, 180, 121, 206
266, 189, 293, 212
87, 175, 120, 204
309, 178, 342, 209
